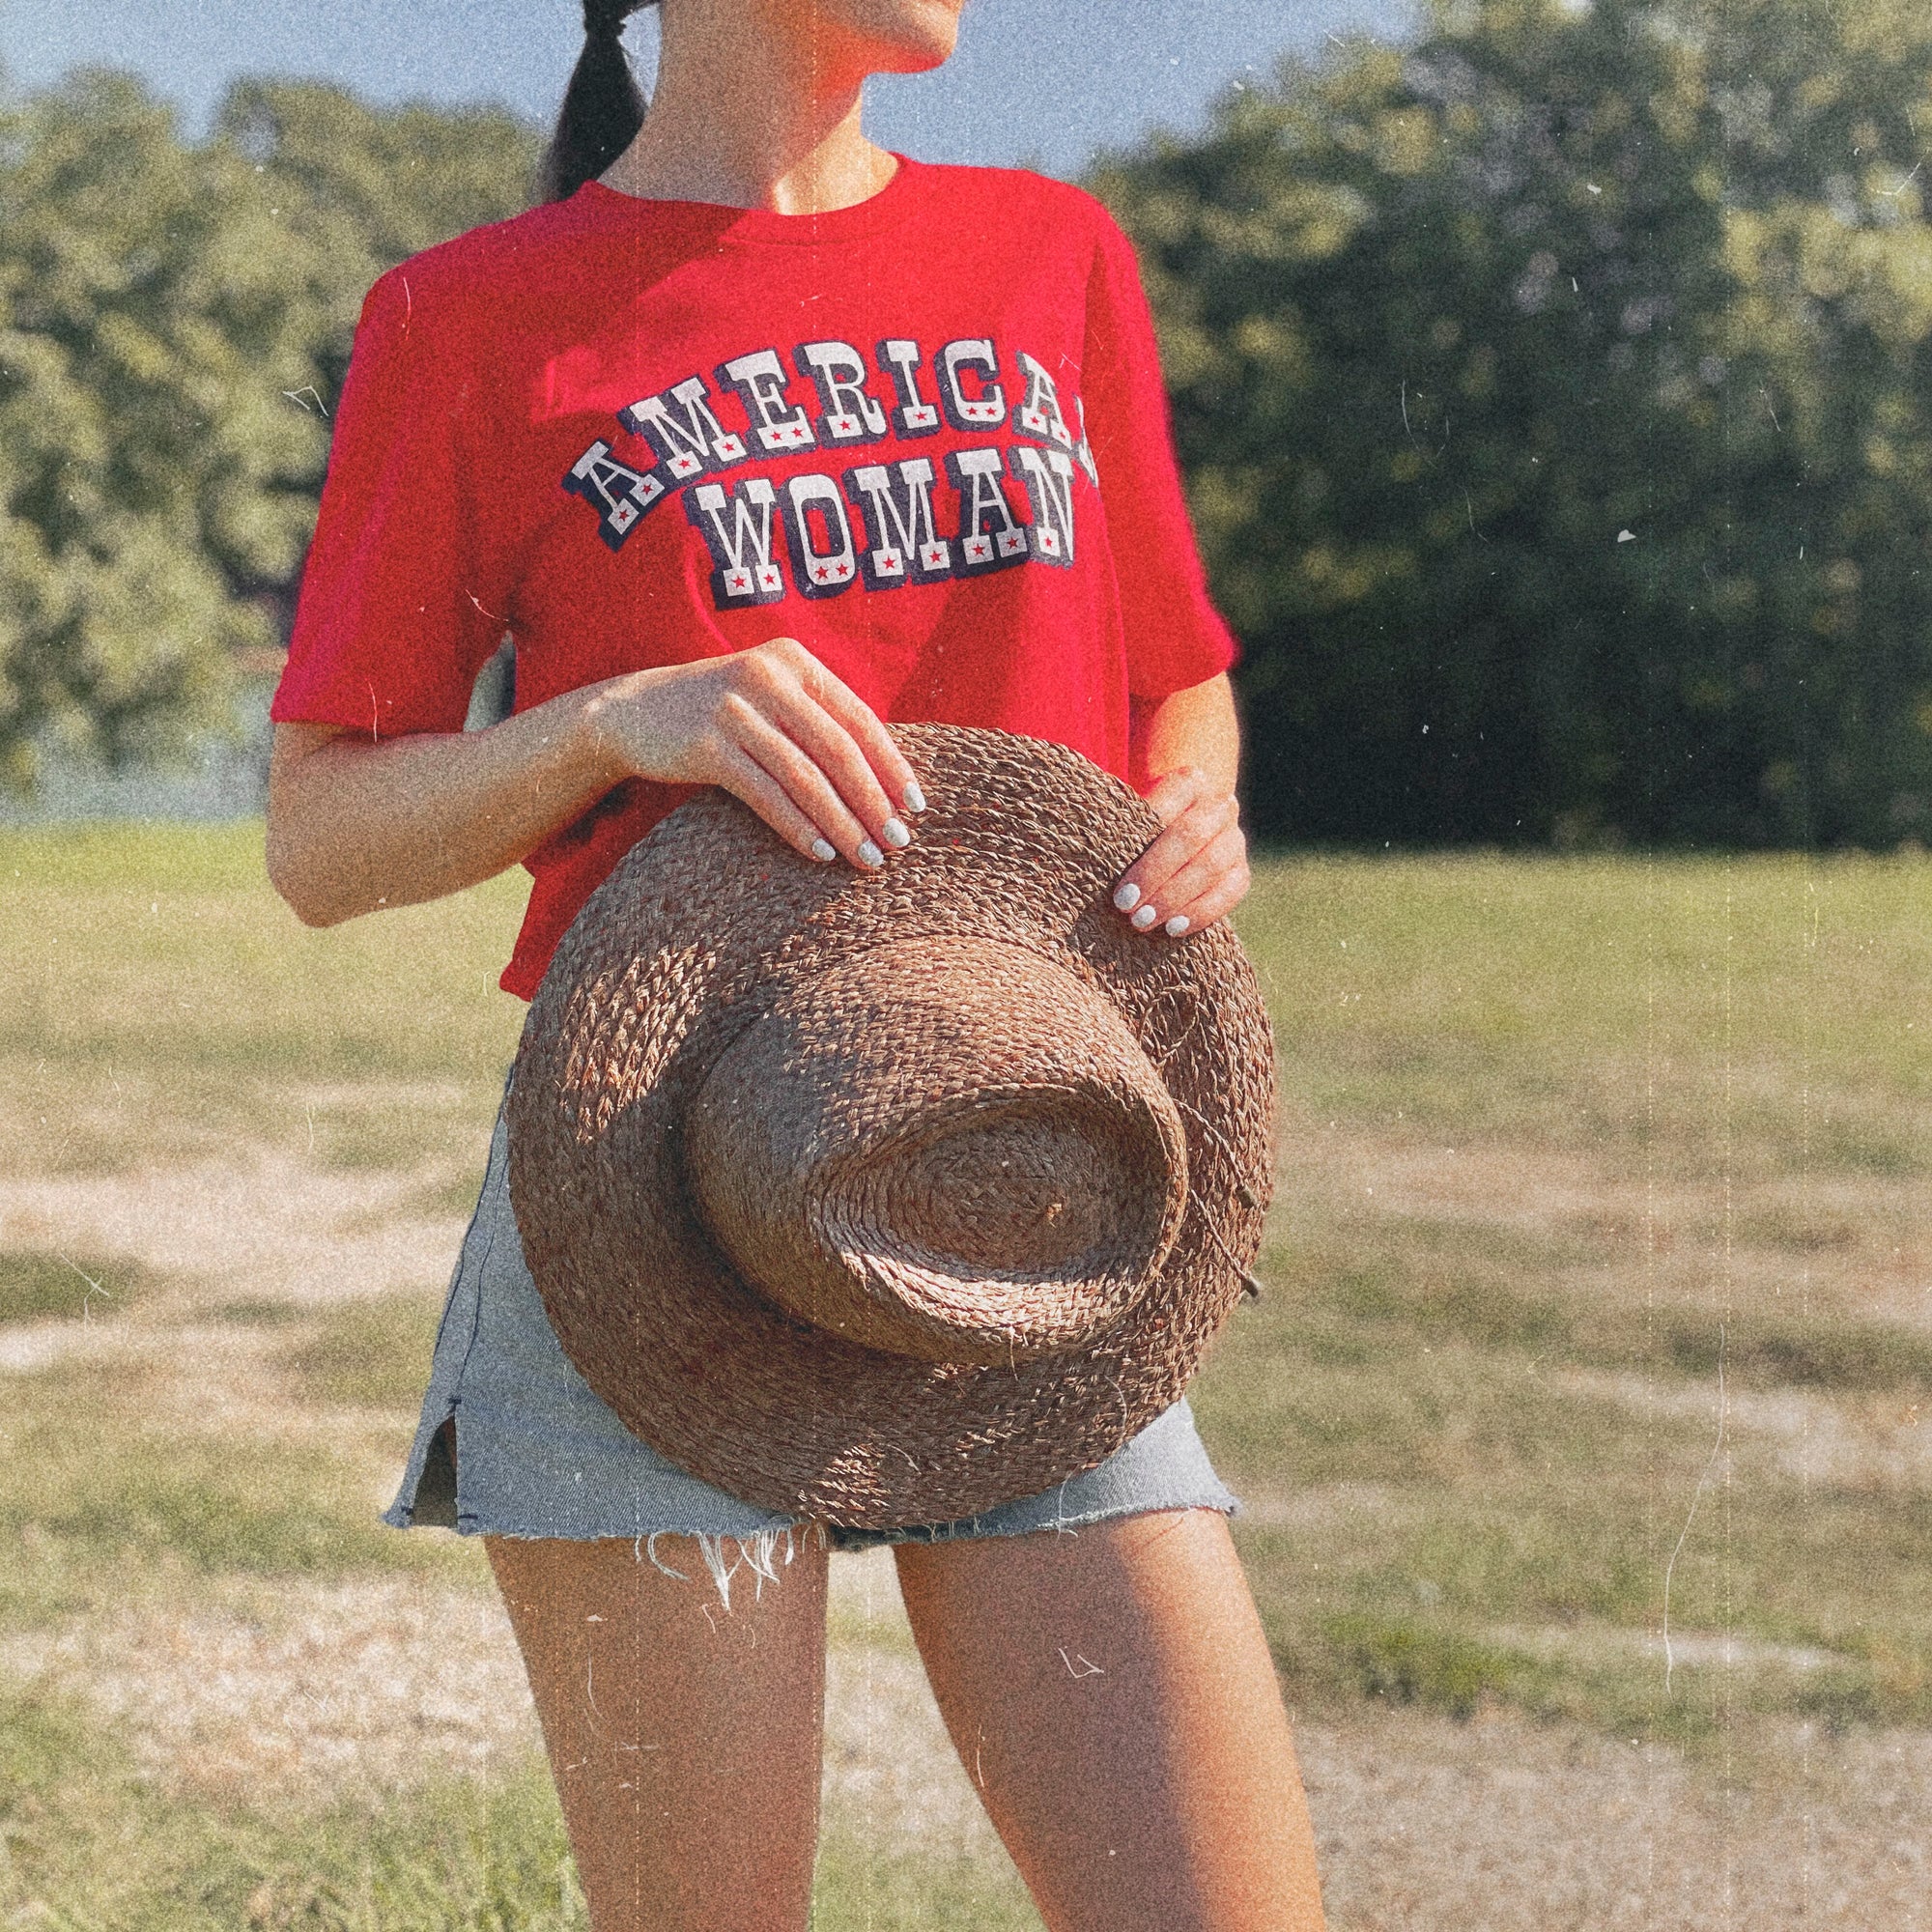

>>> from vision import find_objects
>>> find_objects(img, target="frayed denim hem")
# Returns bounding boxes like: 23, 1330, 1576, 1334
818, 1488, 1241, 1553
383, 1473, 1240, 1612
379, 1079, 1245, 1615
381, 1388, 1242, 1616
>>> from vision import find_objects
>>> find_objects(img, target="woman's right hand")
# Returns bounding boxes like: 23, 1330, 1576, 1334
268, 637, 923, 929
582, 636, 924, 869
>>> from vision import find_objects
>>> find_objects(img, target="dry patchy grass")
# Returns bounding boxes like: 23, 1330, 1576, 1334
7, 829, 1932, 1925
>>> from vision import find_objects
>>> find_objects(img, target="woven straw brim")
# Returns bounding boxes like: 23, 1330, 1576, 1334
506, 724, 1276, 1528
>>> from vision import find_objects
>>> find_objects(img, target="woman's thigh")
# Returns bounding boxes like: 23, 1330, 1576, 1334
484, 1531, 829, 1932
894, 1508, 1327, 1932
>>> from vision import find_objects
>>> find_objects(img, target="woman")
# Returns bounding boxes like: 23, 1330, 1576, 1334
265, 2, 1328, 1926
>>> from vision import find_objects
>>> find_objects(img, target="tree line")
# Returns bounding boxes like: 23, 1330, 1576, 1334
0, 73, 539, 789
6, 0, 1930, 845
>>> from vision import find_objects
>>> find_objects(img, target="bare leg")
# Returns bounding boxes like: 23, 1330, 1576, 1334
895, 1508, 1326, 1932
484, 1531, 829, 1932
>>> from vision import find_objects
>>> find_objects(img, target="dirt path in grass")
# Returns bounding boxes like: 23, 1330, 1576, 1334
0, 1155, 469, 1320
4, 1131, 1931, 1926
4, 1550, 1926, 1930
1278, 1114, 1932, 1331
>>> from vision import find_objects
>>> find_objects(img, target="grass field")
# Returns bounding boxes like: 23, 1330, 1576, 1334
3, 825, 1929, 1927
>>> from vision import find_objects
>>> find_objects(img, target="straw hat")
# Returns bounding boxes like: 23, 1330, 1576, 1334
505, 724, 1276, 1529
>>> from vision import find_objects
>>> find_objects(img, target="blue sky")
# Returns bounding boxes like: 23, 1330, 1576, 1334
3, 0, 1410, 177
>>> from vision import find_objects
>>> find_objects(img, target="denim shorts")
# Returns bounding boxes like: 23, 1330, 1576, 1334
382, 1076, 1240, 1565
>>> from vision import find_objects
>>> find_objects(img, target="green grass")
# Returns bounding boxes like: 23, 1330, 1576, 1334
9, 830, 1928, 1182
1195, 1199, 1932, 1746
0, 1677, 589, 1932
0, 1249, 147, 1324
0, 1355, 461, 1629
276, 1292, 447, 1412
0, 822, 526, 1175
1245, 849, 1932, 1177
6, 825, 1932, 1905
811, 1834, 1040, 1929
0, 1675, 1039, 1932
1241, 1219, 1932, 1394
1177, 848, 1932, 1753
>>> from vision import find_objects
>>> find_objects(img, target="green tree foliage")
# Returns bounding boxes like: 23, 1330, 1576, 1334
13, 12, 1932, 843
0, 71, 536, 790
1098, 0, 1932, 845
216, 80, 548, 400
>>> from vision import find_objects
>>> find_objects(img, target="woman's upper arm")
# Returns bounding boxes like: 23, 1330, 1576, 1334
263, 261, 507, 914
1081, 205, 1242, 706
265, 722, 360, 917
269, 264, 506, 748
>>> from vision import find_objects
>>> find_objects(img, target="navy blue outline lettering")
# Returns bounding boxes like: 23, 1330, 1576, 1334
842, 458, 952, 590
619, 375, 749, 480
1010, 351, 1076, 450
686, 477, 786, 607
875, 338, 941, 438
1008, 444, 1077, 568
717, 349, 815, 456
562, 439, 668, 552
794, 341, 889, 447
945, 446, 1029, 575
778, 471, 860, 599
938, 339, 1008, 435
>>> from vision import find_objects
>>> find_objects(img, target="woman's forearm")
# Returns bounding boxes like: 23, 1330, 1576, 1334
269, 658, 1246, 933
266, 681, 626, 927
1137, 672, 1241, 794
267, 639, 923, 929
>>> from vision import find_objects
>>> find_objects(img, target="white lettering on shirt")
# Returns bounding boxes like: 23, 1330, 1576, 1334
687, 477, 785, 605
779, 472, 860, 597
938, 339, 1008, 432
844, 458, 952, 587
620, 375, 749, 478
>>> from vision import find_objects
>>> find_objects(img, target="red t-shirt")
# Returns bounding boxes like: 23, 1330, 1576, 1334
271, 155, 1239, 1000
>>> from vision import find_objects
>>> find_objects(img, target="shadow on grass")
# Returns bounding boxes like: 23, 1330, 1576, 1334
1261, 1228, 1932, 1396
1317, 1611, 1559, 1721
0, 1357, 456, 1627
277, 1292, 444, 1413
0, 1250, 149, 1325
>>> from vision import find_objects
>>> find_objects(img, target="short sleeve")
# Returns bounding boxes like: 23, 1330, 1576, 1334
1082, 208, 1240, 702
270, 265, 506, 738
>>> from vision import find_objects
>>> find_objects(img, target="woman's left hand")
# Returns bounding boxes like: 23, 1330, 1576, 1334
1110, 765, 1251, 939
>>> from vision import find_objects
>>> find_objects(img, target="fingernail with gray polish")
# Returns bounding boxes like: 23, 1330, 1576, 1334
1165, 914, 1190, 936
903, 779, 927, 813
858, 838, 885, 868
882, 816, 912, 848
1113, 881, 1142, 913
810, 838, 837, 863
1130, 903, 1159, 930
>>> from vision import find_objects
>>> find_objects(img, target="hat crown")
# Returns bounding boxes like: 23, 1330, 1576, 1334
684, 937, 1189, 1364
508, 723, 1277, 1527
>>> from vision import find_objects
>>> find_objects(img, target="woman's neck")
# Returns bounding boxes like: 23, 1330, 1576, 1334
601, 7, 897, 214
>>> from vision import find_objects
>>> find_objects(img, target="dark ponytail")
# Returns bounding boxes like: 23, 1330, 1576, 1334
539, 0, 654, 203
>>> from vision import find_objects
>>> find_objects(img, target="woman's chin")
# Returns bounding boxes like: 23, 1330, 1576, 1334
842, 0, 965, 74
